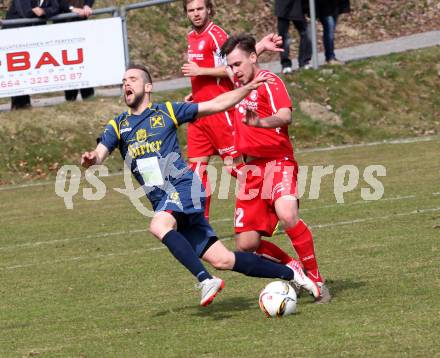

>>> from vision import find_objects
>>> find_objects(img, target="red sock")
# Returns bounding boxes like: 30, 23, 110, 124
256, 239, 293, 265
285, 220, 323, 283
189, 161, 211, 220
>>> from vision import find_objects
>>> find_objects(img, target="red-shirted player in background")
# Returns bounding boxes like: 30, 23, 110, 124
220, 34, 331, 303
181, 0, 313, 298
181, 0, 283, 220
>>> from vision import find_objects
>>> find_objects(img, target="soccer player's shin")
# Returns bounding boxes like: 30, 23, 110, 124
162, 230, 212, 282
232, 251, 293, 280
256, 239, 293, 264
285, 219, 323, 283
189, 161, 211, 220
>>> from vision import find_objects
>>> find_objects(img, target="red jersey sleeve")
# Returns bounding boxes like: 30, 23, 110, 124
260, 72, 292, 114
208, 25, 228, 68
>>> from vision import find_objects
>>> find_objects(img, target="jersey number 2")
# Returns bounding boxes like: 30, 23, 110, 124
235, 208, 244, 227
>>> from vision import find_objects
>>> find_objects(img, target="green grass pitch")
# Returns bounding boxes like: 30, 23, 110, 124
1, 137, 439, 357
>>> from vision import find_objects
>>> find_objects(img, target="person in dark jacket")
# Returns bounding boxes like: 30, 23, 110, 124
275, 0, 311, 73
4, 0, 60, 110
57, 0, 95, 101
315, 0, 350, 64
5, 0, 59, 20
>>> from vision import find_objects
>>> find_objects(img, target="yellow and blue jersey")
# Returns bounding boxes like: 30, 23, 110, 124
99, 101, 206, 214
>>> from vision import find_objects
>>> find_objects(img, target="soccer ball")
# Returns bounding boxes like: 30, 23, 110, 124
258, 281, 297, 317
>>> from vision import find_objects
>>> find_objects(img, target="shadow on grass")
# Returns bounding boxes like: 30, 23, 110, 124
154, 296, 256, 320
153, 279, 365, 319
324, 278, 367, 299
192, 296, 257, 320
294, 278, 366, 304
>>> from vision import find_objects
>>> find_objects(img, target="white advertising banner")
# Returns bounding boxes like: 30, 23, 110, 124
0, 17, 125, 98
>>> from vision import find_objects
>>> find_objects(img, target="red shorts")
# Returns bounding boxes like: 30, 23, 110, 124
234, 158, 298, 236
187, 110, 239, 160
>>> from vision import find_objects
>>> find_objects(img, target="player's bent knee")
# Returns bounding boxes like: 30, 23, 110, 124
149, 212, 177, 240
210, 258, 230, 270
235, 240, 259, 252
148, 223, 161, 240
278, 215, 299, 229
208, 252, 235, 270
149, 221, 170, 240
235, 232, 261, 252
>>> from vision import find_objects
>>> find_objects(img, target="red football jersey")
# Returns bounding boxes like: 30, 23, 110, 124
234, 70, 294, 159
187, 21, 233, 102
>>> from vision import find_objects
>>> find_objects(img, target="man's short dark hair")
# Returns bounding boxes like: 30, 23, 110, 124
182, 0, 215, 17
126, 63, 153, 84
220, 34, 257, 57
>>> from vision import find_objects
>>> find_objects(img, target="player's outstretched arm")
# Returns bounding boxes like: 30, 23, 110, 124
80, 143, 109, 168
243, 108, 292, 128
196, 76, 268, 118
181, 61, 228, 78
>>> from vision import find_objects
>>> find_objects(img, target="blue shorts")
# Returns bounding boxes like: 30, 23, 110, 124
171, 211, 217, 257
151, 179, 207, 215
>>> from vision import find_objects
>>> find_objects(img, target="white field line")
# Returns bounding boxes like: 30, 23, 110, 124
0, 135, 438, 192
0, 218, 228, 251
311, 206, 440, 229
2, 205, 440, 271
0, 194, 415, 250
0, 191, 421, 224
0, 228, 149, 251
0, 192, 433, 252
0, 201, 132, 222
0, 170, 124, 192
296, 135, 440, 154
300, 194, 417, 213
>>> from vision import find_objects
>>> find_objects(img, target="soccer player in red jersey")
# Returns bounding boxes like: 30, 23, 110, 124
181, 0, 282, 220
221, 34, 331, 303
182, 0, 304, 292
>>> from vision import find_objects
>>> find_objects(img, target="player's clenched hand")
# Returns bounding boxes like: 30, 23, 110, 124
184, 92, 193, 102
243, 109, 260, 127
181, 61, 202, 77
260, 33, 284, 53
81, 151, 97, 168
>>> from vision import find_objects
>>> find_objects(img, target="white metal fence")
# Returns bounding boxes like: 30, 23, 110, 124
0, 0, 319, 98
